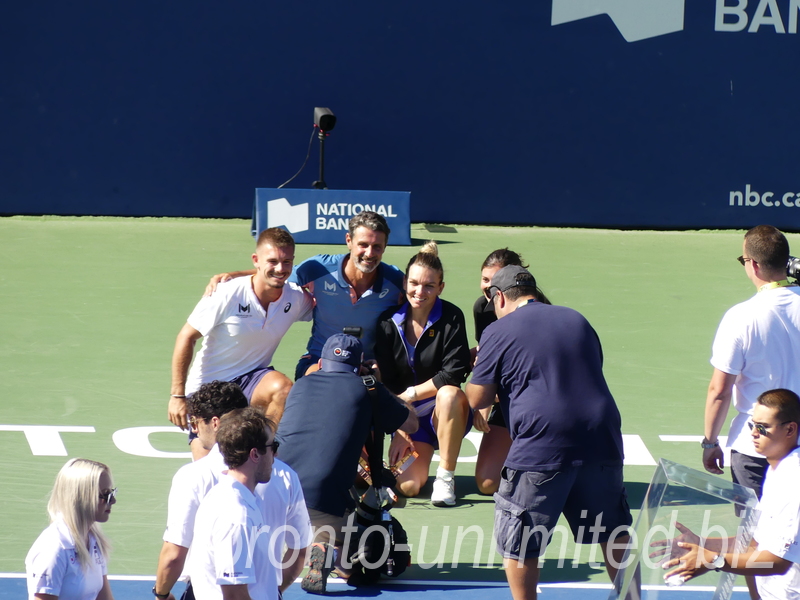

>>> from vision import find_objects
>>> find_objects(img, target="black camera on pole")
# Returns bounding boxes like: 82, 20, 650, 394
312, 107, 336, 190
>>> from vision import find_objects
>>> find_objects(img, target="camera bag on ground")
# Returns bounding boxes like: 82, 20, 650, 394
345, 375, 411, 586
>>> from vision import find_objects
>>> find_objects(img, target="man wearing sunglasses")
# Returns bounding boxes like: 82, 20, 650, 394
665, 388, 800, 599
154, 382, 311, 600
189, 407, 279, 600
702, 225, 800, 598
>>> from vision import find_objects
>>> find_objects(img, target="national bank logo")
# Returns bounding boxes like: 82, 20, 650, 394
551, 0, 685, 42
552, 0, 800, 42
267, 198, 309, 234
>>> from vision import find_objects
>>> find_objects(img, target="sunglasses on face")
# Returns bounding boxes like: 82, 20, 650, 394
100, 488, 117, 503
748, 420, 790, 436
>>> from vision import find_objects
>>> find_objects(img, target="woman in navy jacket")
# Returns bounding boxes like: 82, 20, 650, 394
375, 241, 472, 507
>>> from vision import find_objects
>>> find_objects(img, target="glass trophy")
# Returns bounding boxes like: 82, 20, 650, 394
609, 458, 758, 600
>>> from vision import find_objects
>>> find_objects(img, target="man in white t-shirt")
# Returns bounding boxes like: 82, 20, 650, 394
168, 227, 313, 458
702, 225, 799, 598
189, 407, 279, 600
703, 226, 800, 485
666, 388, 800, 599
154, 382, 311, 600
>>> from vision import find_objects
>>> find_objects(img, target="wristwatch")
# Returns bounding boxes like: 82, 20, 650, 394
152, 586, 170, 599
710, 553, 725, 571
700, 438, 719, 449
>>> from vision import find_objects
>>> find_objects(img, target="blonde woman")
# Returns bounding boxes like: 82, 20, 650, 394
26, 458, 116, 600
375, 241, 472, 506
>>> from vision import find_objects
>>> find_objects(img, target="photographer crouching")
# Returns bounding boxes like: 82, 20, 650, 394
275, 333, 418, 594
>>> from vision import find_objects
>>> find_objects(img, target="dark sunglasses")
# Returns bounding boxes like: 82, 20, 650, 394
100, 488, 117, 503
268, 439, 280, 454
737, 255, 753, 266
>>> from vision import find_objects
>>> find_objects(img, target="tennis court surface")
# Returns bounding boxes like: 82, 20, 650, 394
4, 217, 794, 597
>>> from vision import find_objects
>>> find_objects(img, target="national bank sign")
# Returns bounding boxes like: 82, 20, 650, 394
252, 188, 411, 245
552, 0, 800, 42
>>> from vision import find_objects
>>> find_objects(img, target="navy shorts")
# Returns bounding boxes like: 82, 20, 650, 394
187, 367, 273, 443
408, 396, 474, 450
487, 403, 507, 428
730, 449, 768, 515
494, 461, 632, 560
294, 354, 320, 380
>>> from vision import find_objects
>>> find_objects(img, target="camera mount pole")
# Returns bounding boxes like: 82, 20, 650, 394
312, 127, 328, 189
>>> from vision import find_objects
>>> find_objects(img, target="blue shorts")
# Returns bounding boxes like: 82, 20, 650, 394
187, 367, 273, 443
494, 461, 632, 560
294, 354, 320, 380
408, 396, 474, 450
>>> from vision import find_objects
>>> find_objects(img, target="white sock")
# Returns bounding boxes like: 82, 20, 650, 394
436, 467, 455, 480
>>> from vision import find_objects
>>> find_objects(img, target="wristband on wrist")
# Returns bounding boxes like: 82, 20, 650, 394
700, 438, 719, 449
152, 585, 170, 599
404, 386, 417, 401
170, 394, 186, 398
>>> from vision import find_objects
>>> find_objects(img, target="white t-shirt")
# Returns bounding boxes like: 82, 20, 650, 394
163, 445, 309, 597
256, 460, 313, 596
25, 518, 107, 600
754, 447, 800, 599
710, 286, 800, 456
185, 278, 313, 393
163, 444, 227, 548
189, 474, 272, 600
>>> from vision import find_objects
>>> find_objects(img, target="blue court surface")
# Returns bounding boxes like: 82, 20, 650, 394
0, 574, 751, 599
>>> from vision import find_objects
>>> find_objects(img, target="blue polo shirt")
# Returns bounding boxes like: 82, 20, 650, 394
289, 254, 404, 359
470, 301, 624, 471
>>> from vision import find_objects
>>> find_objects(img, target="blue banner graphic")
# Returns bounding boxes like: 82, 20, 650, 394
252, 189, 411, 245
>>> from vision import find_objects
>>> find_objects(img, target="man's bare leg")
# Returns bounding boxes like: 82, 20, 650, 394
504, 556, 539, 600
250, 370, 292, 424
601, 535, 641, 600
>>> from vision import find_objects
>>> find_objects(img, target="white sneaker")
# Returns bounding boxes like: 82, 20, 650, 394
431, 471, 456, 506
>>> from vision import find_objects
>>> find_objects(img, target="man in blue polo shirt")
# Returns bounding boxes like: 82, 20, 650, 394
205, 211, 404, 380
466, 265, 633, 600
289, 211, 404, 379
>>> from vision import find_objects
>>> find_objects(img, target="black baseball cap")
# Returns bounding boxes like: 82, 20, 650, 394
487, 265, 537, 302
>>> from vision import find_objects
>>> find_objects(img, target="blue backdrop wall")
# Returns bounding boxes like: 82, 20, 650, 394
2, 1, 799, 229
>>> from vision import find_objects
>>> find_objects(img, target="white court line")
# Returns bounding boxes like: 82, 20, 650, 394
0, 572, 748, 592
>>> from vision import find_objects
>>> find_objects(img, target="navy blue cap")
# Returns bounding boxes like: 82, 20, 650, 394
320, 333, 363, 374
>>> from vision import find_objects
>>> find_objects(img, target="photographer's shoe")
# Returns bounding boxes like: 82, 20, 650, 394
431, 469, 456, 506
302, 543, 332, 594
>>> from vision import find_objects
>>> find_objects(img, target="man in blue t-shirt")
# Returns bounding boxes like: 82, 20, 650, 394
276, 333, 417, 593
466, 265, 633, 600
